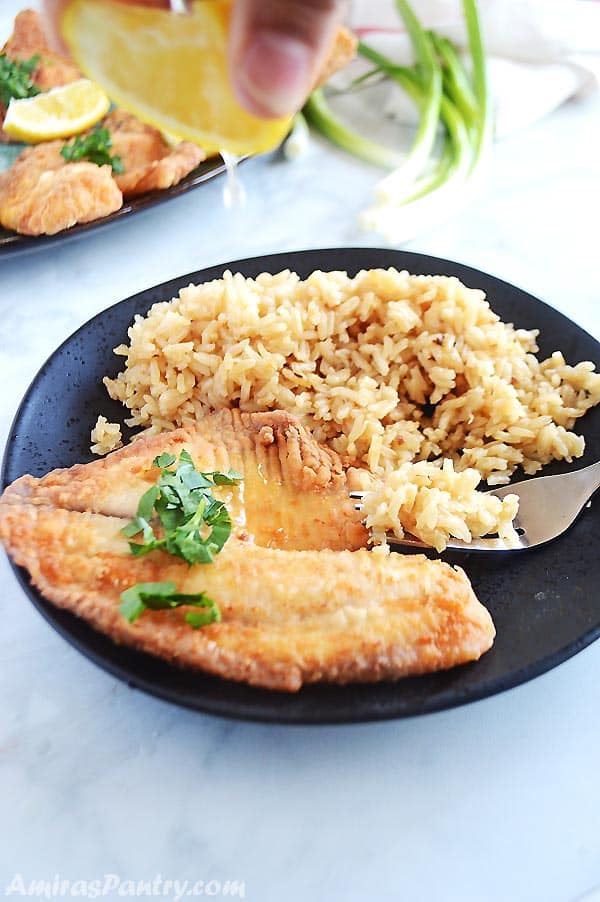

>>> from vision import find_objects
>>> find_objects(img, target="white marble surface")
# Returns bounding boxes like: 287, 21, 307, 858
2, 4, 600, 900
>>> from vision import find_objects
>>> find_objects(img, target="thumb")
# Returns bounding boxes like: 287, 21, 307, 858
229, 0, 346, 119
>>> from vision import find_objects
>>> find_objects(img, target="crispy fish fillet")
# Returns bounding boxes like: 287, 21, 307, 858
316, 26, 358, 87
1, 10, 81, 140
0, 501, 495, 691
7, 410, 369, 551
103, 110, 205, 198
0, 141, 122, 235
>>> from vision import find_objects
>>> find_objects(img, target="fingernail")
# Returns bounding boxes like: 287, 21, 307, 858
236, 31, 312, 119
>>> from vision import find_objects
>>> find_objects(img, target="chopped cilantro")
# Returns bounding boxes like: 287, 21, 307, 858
119, 581, 220, 628
61, 126, 124, 173
122, 450, 242, 566
119, 451, 243, 629
0, 53, 40, 106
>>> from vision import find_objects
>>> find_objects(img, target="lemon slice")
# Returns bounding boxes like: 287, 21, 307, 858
60, 0, 292, 156
3, 78, 110, 143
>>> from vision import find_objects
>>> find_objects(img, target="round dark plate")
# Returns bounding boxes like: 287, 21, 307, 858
3, 247, 600, 723
0, 155, 232, 258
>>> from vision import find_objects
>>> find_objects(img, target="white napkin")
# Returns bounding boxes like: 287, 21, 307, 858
349, 0, 600, 137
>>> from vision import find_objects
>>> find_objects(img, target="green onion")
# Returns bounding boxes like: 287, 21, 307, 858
300, 0, 490, 243
304, 88, 404, 170
462, 0, 492, 171
372, 0, 442, 199
357, 49, 472, 205
428, 32, 478, 128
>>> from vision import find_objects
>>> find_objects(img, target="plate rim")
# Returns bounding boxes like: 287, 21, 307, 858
3, 246, 600, 724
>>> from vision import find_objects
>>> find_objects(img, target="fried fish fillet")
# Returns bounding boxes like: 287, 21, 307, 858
0, 141, 122, 235
7, 410, 369, 551
103, 110, 205, 198
0, 501, 495, 691
316, 26, 358, 88
1, 10, 81, 140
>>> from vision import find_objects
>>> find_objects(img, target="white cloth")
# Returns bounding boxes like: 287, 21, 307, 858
349, 0, 600, 137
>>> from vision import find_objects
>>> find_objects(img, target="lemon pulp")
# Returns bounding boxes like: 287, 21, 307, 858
61, 0, 292, 156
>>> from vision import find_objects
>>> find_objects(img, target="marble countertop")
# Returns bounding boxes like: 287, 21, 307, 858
1, 4, 600, 900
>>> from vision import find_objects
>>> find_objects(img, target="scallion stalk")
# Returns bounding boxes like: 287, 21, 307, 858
369, 0, 443, 200
304, 88, 404, 170
356, 48, 471, 205
462, 0, 492, 170
428, 32, 478, 128
299, 0, 491, 244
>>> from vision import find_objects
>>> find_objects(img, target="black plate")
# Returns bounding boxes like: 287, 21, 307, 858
0, 155, 230, 258
3, 247, 600, 723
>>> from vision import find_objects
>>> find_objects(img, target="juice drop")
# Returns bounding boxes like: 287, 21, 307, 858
220, 151, 247, 209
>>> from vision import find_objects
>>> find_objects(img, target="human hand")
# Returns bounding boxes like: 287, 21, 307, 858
42, 0, 346, 119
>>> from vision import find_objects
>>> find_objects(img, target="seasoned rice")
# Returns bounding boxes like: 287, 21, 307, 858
95, 267, 600, 548
361, 459, 520, 552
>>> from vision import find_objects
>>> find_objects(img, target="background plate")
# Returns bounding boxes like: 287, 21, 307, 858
0, 153, 231, 257
3, 247, 600, 723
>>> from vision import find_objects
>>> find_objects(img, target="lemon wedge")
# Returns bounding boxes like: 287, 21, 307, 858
60, 0, 292, 156
3, 78, 110, 143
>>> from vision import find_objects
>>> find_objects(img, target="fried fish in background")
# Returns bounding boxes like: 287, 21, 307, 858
103, 109, 206, 197
0, 10, 358, 234
0, 410, 495, 691
0, 139, 122, 234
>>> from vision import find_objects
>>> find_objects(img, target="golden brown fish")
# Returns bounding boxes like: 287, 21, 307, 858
104, 110, 206, 198
0, 140, 122, 235
316, 26, 358, 88
0, 410, 495, 690
0, 501, 494, 691
8, 410, 369, 551
1, 10, 81, 140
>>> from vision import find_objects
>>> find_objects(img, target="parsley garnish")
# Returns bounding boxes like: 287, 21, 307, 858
119, 581, 220, 629
119, 452, 242, 629
0, 53, 40, 106
61, 126, 124, 174
121, 450, 243, 565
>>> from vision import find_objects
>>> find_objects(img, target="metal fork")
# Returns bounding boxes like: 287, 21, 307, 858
350, 460, 600, 553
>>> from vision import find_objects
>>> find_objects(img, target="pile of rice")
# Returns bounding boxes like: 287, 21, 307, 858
93, 268, 600, 549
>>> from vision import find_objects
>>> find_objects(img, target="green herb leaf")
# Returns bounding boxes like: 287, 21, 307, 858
120, 581, 176, 623
0, 53, 40, 106
61, 126, 124, 173
119, 581, 219, 628
153, 452, 176, 469
137, 484, 161, 522
185, 606, 221, 629
121, 449, 243, 565
211, 469, 244, 486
